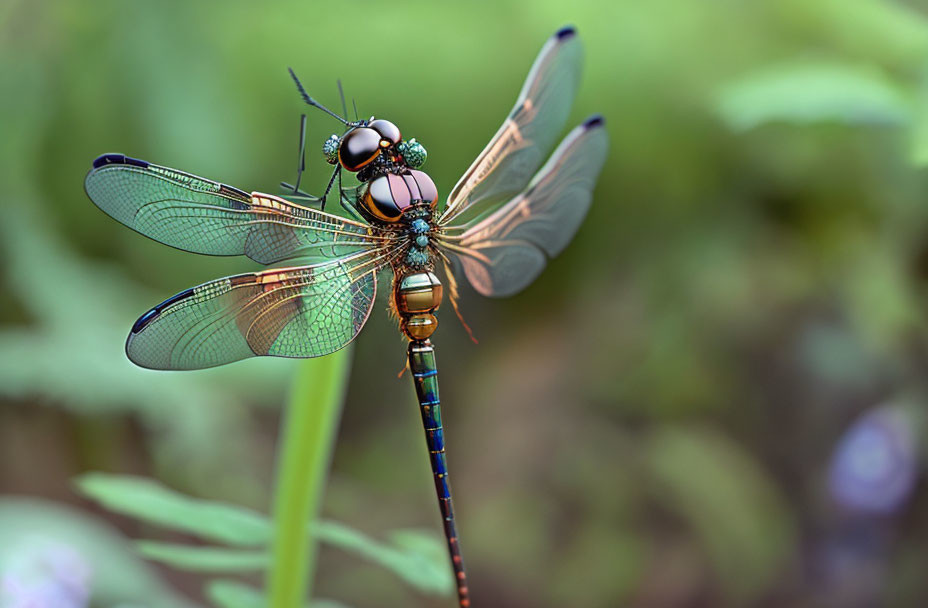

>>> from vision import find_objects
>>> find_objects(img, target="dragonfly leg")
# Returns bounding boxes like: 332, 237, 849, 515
339, 194, 364, 222
280, 157, 338, 211
293, 114, 308, 193
337, 166, 364, 222
284, 114, 308, 196
319, 164, 340, 212
280, 114, 323, 203
277, 187, 320, 204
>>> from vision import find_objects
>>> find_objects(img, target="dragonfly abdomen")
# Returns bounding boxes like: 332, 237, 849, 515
395, 271, 443, 340
408, 340, 470, 607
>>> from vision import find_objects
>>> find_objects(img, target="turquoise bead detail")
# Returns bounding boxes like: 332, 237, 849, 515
406, 248, 429, 266
322, 135, 340, 165
416, 235, 429, 248
398, 138, 427, 168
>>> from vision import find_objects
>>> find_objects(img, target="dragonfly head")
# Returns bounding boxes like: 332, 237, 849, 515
328, 119, 402, 172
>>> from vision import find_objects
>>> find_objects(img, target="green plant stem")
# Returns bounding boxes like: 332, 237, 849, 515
267, 349, 351, 608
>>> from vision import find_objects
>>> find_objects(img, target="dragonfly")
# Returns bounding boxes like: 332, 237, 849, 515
84, 25, 607, 608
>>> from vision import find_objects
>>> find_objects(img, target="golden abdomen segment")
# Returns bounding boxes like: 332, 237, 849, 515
395, 271, 443, 340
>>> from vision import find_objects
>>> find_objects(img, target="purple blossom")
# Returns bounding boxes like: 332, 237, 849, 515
0, 538, 92, 608
828, 404, 918, 516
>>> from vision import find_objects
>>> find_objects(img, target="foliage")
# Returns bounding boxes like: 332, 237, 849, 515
717, 62, 912, 131
76, 472, 452, 605
714, 0, 928, 167
0, 204, 295, 501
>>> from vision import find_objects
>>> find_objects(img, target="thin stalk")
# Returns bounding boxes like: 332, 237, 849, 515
267, 349, 352, 608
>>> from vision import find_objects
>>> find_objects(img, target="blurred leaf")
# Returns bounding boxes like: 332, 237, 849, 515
388, 528, 461, 592
205, 579, 350, 608
137, 542, 268, 572
646, 427, 795, 602
776, 0, 928, 68
0, 498, 193, 608
717, 62, 911, 130
388, 529, 450, 566
206, 580, 264, 608
320, 522, 453, 596
76, 473, 270, 546
77, 472, 452, 594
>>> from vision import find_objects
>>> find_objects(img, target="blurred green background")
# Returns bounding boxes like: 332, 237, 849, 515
6, 0, 928, 606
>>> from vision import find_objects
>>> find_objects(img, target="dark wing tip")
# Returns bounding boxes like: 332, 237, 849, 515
582, 114, 605, 129
555, 25, 577, 40
130, 287, 195, 335
92, 153, 150, 170
130, 308, 159, 335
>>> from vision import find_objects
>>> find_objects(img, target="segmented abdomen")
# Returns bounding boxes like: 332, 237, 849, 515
407, 340, 470, 607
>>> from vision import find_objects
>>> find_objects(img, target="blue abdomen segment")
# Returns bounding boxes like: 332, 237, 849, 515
407, 340, 469, 606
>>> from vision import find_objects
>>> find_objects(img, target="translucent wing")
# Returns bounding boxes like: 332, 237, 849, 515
85, 154, 387, 265
439, 27, 583, 226
440, 116, 608, 298
126, 248, 395, 370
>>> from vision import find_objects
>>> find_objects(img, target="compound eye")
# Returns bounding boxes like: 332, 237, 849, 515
338, 127, 382, 172
368, 119, 401, 146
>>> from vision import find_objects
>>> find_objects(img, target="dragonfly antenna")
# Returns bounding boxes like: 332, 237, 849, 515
337, 79, 348, 119
352, 98, 359, 122
288, 68, 356, 126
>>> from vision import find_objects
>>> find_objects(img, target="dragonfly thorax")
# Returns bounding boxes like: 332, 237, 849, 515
400, 207, 436, 267
359, 170, 438, 223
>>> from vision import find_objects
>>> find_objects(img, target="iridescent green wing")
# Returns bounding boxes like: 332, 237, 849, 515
127, 249, 394, 370
439, 27, 583, 226
85, 154, 387, 264
439, 116, 608, 297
